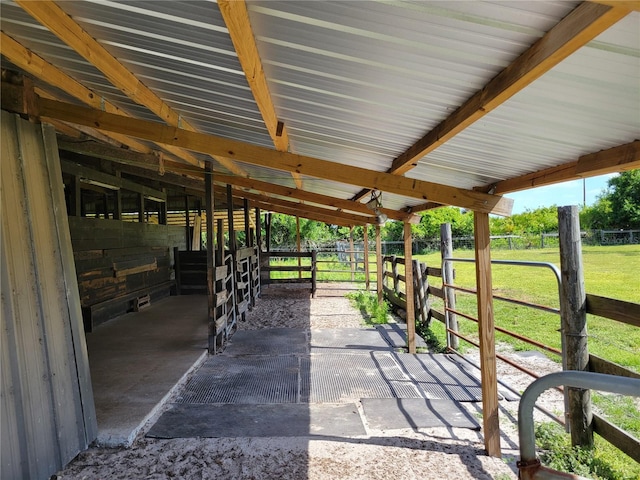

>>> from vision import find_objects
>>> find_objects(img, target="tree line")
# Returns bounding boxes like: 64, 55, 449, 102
266, 170, 639, 247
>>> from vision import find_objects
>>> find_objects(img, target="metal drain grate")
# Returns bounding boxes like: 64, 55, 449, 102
177, 356, 299, 404
223, 328, 308, 356
388, 353, 490, 402
300, 353, 423, 403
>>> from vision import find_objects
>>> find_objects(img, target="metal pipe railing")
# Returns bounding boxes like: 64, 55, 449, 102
518, 371, 640, 480
442, 257, 569, 424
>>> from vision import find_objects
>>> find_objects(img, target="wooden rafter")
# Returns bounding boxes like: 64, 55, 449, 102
217, 0, 303, 188
1, 32, 203, 167
15, 0, 248, 176
28, 96, 513, 215
57, 139, 419, 223
490, 141, 640, 194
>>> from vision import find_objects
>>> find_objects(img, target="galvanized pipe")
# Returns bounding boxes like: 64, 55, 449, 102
518, 371, 640, 479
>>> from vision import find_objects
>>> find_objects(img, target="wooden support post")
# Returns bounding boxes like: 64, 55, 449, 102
226, 184, 237, 254
296, 216, 302, 279
266, 212, 272, 253
349, 226, 356, 281
558, 205, 593, 448
473, 211, 500, 457
364, 225, 370, 290
216, 219, 224, 267
440, 223, 459, 350
73, 175, 82, 216
311, 250, 317, 298
244, 198, 250, 248
137, 192, 144, 223
185, 195, 191, 251
173, 246, 181, 295
404, 222, 416, 354
376, 225, 383, 304
114, 188, 122, 220
205, 164, 217, 354
255, 208, 262, 252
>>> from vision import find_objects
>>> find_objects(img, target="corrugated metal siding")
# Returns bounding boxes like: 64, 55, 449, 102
1, 113, 97, 480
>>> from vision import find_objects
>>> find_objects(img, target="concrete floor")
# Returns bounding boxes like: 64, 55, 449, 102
85, 295, 209, 446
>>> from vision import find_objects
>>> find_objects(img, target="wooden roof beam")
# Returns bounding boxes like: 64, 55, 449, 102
489, 140, 640, 194
56, 138, 417, 222
15, 0, 247, 175
217, 0, 302, 188
32, 96, 513, 216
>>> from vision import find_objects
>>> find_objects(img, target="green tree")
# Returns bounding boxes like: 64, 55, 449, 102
607, 170, 640, 229
580, 170, 640, 230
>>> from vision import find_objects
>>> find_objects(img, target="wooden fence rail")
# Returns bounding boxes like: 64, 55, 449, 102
260, 251, 317, 297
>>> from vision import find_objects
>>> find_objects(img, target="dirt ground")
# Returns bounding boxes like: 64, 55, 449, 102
56, 283, 564, 480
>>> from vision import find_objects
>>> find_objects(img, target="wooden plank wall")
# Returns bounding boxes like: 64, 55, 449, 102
1, 112, 97, 480
68, 217, 186, 330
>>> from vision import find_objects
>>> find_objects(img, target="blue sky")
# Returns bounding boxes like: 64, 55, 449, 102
504, 174, 615, 214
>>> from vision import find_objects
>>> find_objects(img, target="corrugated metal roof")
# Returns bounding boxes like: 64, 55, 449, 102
245, 0, 580, 173
1, 0, 638, 219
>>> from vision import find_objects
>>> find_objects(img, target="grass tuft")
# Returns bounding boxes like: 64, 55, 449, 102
345, 290, 390, 325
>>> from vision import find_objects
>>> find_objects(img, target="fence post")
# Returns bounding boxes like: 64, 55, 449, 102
404, 222, 416, 354
473, 211, 500, 457
311, 250, 317, 298
376, 226, 383, 304
413, 260, 428, 326
440, 223, 459, 350
391, 255, 399, 297
558, 205, 593, 449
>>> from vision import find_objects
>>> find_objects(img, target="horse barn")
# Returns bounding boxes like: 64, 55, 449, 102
1, 1, 639, 478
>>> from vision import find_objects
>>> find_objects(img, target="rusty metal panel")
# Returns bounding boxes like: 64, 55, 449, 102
1, 112, 97, 479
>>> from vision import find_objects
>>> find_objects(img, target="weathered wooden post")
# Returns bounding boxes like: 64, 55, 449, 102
558, 205, 593, 448
441, 223, 459, 350
404, 222, 416, 354
474, 211, 500, 457
296, 216, 302, 279
413, 260, 428, 325
391, 255, 399, 297
311, 250, 317, 298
